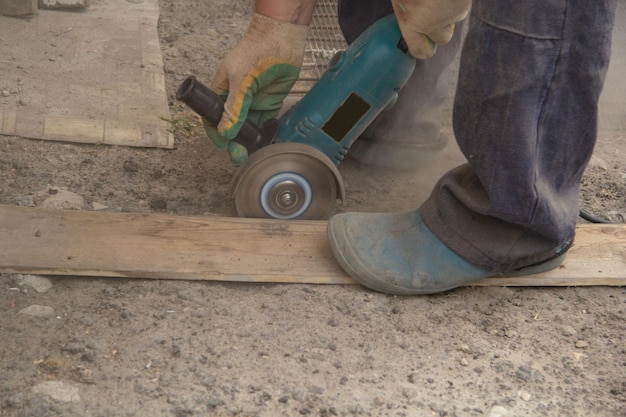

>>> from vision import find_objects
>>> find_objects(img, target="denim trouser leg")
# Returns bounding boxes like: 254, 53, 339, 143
421, 0, 617, 271
337, 0, 465, 169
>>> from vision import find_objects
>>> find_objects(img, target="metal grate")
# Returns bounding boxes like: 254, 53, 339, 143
294, 0, 346, 93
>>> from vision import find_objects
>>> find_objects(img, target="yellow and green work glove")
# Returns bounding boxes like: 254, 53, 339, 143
203, 13, 309, 165
391, 0, 470, 59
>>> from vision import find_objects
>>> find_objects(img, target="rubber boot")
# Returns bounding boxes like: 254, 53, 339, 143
327, 210, 566, 295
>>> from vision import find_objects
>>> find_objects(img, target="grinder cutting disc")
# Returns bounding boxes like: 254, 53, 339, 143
229, 143, 344, 220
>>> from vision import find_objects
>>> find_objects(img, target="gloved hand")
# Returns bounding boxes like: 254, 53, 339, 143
203, 12, 309, 165
391, 0, 470, 59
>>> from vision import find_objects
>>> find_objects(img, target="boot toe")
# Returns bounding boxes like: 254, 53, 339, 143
327, 211, 493, 295
327, 213, 411, 294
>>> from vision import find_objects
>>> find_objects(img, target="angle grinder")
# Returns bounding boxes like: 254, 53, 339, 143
176, 14, 416, 220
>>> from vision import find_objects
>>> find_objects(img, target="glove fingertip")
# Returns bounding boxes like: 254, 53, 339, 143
203, 119, 230, 150
410, 35, 437, 59
228, 141, 249, 165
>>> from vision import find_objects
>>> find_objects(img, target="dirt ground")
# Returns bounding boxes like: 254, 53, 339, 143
1, 1, 625, 416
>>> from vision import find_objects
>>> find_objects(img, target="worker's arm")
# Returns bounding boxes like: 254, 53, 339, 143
255, 0, 316, 25
203, 0, 315, 164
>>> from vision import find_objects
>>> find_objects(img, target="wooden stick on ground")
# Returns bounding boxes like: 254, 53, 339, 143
0, 205, 624, 287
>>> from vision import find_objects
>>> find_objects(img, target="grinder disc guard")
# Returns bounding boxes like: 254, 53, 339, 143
230, 143, 343, 220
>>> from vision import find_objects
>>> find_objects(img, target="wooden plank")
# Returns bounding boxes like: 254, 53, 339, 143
0, 205, 353, 284
0, 205, 624, 287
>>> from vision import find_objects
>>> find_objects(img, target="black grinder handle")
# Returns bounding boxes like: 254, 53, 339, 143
175, 76, 275, 154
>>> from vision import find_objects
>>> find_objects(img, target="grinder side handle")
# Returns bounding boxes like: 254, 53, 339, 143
176, 76, 276, 154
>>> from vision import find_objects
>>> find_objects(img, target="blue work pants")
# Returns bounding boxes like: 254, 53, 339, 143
420, 0, 617, 270
339, 0, 617, 271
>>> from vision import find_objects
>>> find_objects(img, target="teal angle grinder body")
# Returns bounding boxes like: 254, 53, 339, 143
177, 14, 416, 219
275, 14, 416, 164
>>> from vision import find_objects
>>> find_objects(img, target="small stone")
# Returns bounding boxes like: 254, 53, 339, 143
518, 390, 532, 401
207, 29, 220, 38
561, 325, 577, 337
18, 275, 53, 293
14, 195, 35, 207
92, 202, 108, 210
459, 358, 469, 367
575, 340, 589, 349
163, 47, 180, 58
292, 389, 308, 402
39, 188, 84, 210
402, 387, 418, 399
32, 381, 80, 403
515, 366, 533, 382
504, 329, 518, 338
19, 305, 55, 318
485, 406, 509, 417
457, 344, 472, 354
308, 385, 324, 395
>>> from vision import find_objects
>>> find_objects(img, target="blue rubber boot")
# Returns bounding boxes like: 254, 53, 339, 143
327, 210, 566, 295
